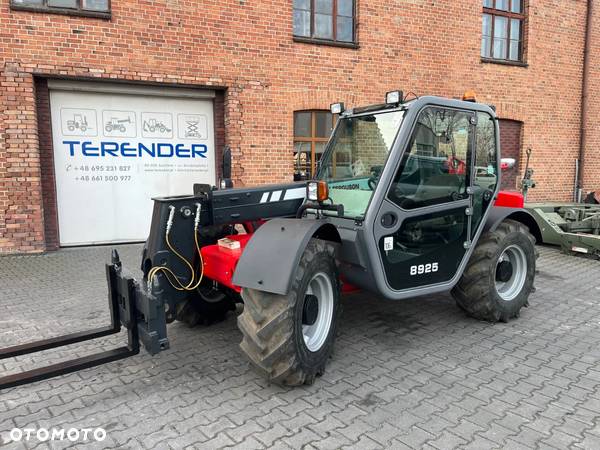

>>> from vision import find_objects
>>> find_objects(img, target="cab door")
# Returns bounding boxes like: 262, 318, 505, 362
373, 106, 498, 292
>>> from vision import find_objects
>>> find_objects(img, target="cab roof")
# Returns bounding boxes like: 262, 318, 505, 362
342, 95, 497, 119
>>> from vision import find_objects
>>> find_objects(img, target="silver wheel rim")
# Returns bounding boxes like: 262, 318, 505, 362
495, 245, 527, 301
302, 272, 334, 352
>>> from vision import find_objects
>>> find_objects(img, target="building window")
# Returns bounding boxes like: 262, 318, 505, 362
293, 0, 356, 45
10, 0, 110, 17
293, 110, 337, 180
481, 0, 525, 62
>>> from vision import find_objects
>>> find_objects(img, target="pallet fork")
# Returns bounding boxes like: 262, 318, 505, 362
0, 250, 168, 390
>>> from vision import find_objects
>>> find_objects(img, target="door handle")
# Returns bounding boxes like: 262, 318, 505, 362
479, 189, 494, 208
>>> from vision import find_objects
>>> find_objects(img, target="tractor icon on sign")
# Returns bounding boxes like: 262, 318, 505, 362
143, 119, 171, 134
105, 116, 132, 133
67, 114, 89, 132
61, 108, 97, 136
141, 112, 173, 138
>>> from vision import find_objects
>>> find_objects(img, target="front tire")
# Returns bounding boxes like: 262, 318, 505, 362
238, 239, 340, 386
452, 219, 537, 322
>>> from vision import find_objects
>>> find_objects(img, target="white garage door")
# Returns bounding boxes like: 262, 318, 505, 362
49, 81, 216, 246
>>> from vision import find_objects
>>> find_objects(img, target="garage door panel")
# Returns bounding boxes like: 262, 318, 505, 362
50, 88, 216, 246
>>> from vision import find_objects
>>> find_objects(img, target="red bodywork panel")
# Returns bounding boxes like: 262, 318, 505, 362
494, 190, 524, 208
201, 234, 251, 293
201, 232, 362, 294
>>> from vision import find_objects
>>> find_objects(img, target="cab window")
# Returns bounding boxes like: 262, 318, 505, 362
388, 107, 473, 210
471, 112, 499, 235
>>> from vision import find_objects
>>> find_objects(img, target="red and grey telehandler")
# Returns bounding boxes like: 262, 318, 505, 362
0, 92, 540, 389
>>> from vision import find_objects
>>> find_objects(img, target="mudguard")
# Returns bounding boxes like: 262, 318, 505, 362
232, 218, 339, 295
484, 206, 542, 243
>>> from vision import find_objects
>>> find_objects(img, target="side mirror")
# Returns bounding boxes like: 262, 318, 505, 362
220, 146, 233, 189
500, 158, 516, 171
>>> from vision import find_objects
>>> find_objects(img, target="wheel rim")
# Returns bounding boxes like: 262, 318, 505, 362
302, 272, 334, 352
495, 244, 527, 301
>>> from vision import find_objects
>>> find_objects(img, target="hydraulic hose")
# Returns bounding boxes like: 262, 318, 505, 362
148, 203, 204, 291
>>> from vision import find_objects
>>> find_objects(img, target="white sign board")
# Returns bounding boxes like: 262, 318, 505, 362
50, 89, 215, 246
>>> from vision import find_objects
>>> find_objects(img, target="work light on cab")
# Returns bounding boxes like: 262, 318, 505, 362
307, 180, 329, 202
385, 90, 403, 105
330, 102, 345, 115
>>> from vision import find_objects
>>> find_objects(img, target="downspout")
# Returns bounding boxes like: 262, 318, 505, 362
577, 0, 593, 202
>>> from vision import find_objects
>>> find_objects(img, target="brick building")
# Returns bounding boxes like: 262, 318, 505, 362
0, 0, 598, 253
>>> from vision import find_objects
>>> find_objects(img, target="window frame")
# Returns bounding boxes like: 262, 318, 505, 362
293, 0, 358, 48
293, 110, 337, 179
481, 0, 526, 65
10, 0, 111, 19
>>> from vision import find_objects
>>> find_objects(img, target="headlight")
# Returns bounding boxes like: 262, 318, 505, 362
307, 182, 319, 201
307, 181, 329, 202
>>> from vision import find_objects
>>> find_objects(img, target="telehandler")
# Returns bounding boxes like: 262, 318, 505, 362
0, 92, 540, 389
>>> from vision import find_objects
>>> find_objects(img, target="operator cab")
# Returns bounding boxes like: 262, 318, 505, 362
306, 91, 500, 299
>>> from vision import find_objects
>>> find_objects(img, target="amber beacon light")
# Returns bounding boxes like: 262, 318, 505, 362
462, 90, 477, 102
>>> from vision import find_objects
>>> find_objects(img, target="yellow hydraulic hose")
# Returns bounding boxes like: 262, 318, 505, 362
147, 204, 204, 292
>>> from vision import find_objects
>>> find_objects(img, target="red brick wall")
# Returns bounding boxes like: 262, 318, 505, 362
213, 89, 226, 182
499, 119, 522, 191
0, 0, 598, 252
35, 77, 59, 250
0, 63, 45, 253
582, 2, 600, 196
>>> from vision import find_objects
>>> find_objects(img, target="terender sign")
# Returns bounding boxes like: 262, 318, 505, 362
50, 87, 216, 246
63, 141, 208, 158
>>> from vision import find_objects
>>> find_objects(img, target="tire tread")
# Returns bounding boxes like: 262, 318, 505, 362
237, 239, 339, 386
452, 220, 537, 322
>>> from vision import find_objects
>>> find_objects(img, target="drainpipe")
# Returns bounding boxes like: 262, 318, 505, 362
577, 0, 593, 202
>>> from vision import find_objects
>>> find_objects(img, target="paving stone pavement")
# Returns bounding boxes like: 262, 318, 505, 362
0, 244, 599, 449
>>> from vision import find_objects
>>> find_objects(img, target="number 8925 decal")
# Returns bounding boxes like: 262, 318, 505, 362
410, 263, 439, 276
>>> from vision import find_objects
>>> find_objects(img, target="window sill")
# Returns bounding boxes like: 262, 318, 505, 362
10, 4, 111, 19
481, 57, 528, 68
293, 36, 359, 49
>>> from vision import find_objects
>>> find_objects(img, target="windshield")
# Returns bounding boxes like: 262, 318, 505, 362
317, 110, 405, 219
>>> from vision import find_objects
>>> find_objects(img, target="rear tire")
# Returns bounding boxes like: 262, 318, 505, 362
452, 219, 537, 322
238, 239, 340, 386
